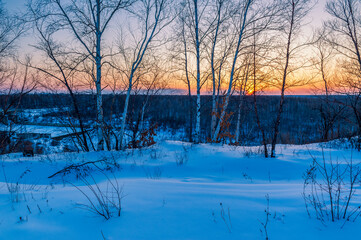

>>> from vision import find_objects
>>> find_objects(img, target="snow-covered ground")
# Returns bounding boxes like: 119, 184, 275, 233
0, 141, 360, 239
0, 124, 81, 138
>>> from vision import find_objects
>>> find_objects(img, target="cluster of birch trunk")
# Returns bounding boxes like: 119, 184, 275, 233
175, 0, 313, 157
2, 0, 361, 158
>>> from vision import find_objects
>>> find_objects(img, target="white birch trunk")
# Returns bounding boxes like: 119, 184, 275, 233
96, 0, 104, 151
235, 64, 249, 143
194, 0, 201, 143
95, 66, 104, 150
195, 88, 201, 143
212, 0, 252, 142
118, 0, 164, 148
119, 77, 133, 149
235, 94, 242, 143
211, 2, 222, 138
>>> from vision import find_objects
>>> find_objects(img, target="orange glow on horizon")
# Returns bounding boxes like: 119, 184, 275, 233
169, 84, 315, 96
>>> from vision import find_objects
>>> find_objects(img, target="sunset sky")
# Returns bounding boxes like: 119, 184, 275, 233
3, 0, 331, 95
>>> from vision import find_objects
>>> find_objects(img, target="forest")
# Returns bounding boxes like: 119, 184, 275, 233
0, 93, 354, 145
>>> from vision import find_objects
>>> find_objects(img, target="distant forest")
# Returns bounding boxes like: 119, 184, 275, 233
6, 94, 354, 145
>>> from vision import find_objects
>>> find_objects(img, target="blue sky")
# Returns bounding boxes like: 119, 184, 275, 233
4, 0, 328, 23
2, 0, 330, 95
3, 0, 26, 11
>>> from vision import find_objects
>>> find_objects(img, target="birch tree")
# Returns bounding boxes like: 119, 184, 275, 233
209, 0, 239, 138
180, 0, 235, 143
252, 28, 272, 157
270, 0, 314, 157
179, 0, 216, 143
211, 0, 254, 142
193, 0, 202, 143
28, 10, 94, 151
209, 0, 226, 139
127, 64, 167, 148
234, 56, 251, 143
114, 0, 170, 149
179, 12, 194, 142
324, 0, 361, 141
325, 0, 361, 70
312, 34, 345, 141
29, 0, 134, 150
173, 0, 212, 142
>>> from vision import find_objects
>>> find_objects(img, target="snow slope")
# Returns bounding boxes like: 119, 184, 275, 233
0, 141, 360, 239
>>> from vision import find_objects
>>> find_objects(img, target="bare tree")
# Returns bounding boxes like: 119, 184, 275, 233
325, 0, 361, 70
312, 33, 345, 141
252, 28, 271, 157
270, 0, 314, 158
29, 0, 135, 150
234, 56, 251, 144
0, 2, 34, 154
178, 0, 215, 143
206, 0, 242, 141
211, 0, 254, 142
28, 10, 94, 151
127, 64, 167, 149
324, 0, 361, 143
173, 0, 234, 142
0, 60, 37, 154
193, 0, 202, 143
234, 4, 278, 149
180, 12, 194, 142
113, 0, 171, 149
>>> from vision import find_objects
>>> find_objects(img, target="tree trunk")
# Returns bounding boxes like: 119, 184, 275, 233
235, 64, 250, 144
95, 0, 104, 151
194, 0, 201, 143
119, 76, 133, 149
251, 31, 268, 157
95, 60, 104, 151
211, 2, 222, 138
183, 24, 193, 142
270, 1, 295, 158
235, 94, 244, 144
69, 88, 90, 151
212, 0, 251, 142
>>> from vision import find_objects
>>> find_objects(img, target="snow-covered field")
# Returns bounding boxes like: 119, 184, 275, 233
0, 141, 360, 239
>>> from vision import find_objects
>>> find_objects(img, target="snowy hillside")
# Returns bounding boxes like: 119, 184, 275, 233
0, 141, 360, 240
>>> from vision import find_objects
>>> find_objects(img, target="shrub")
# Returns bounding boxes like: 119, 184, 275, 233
71, 171, 123, 220
303, 150, 361, 224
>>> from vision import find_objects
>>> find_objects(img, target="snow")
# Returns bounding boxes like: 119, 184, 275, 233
0, 124, 81, 138
0, 141, 360, 239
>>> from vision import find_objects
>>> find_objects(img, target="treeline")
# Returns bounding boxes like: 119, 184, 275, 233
1, 0, 361, 156
8, 94, 354, 145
